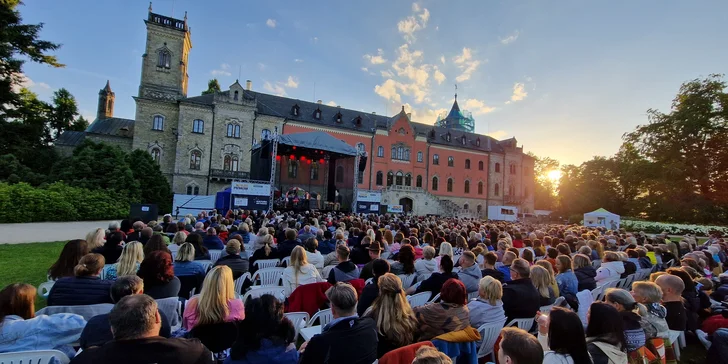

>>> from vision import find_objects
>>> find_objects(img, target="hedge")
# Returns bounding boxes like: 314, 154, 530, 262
0, 182, 130, 223
621, 219, 728, 236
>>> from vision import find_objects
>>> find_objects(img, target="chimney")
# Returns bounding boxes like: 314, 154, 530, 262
317, 100, 322, 104
245, 80, 252, 90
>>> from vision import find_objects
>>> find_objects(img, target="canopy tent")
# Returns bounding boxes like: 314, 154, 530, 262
583, 208, 620, 229
253, 131, 359, 158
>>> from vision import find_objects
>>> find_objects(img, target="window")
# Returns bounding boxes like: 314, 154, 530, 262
377, 146, 384, 157
376, 171, 383, 185
261, 129, 271, 140
510, 164, 517, 175
336, 165, 344, 183
391, 146, 397, 159
152, 115, 164, 131
357, 171, 363, 184
478, 181, 484, 195
395, 171, 403, 186
288, 161, 298, 178
447, 178, 453, 192
405, 173, 412, 186
416, 175, 422, 187
461, 136, 466, 145
292, 104, 300, 116
494, 183, 500, 197
432, 176, 438, 191
495, 163, 501, 173
477, 204, 482, 213
354, 116, 362, 126
192, 119, 204, 134
464, 180, 470, 194
391, 144, 410, 161
311, 161, 319, 180
226, 124, 241, 138
446, 133, 451, 142
387, 171, 393, 186
224, 155, 231, 170
433, 154, 439, 165
476, 138, 481, 147
157, 50, 171, 68
465, 159, 471, 169
150, 148, 161, 163
417, 151, 423, 162
478, 161, 484, 171
189, 150, 201, 170
231, 156, 239, 171
464, 203, 469, 210
233, 90, 239, 100
335, 112, 342, 123
448, 156, 454, 167
357, 143, 366, 153
314, 108, 322, 120
186, 185, 199, 195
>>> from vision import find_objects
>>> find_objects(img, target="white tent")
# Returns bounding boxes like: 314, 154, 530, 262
583, 208, 620, 229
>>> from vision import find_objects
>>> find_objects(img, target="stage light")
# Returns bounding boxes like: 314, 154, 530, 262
275, 155, 281, 161
300, 156, 306, 161
307, 159, 311, 164
292, 146, 297, 150
319, 158, 325, 164
289, 154, 295, 160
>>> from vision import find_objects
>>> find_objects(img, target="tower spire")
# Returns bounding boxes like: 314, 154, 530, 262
454, 83, 458, 100
148, 2, 152, 13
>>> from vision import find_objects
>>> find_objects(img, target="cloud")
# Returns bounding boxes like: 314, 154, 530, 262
285, 76, 299, 88
453, 47, 472, 64
510, 83, 527, 102
452, 47, 481, 82
500, 30, 520, 45
374, 79, 402, 103
311, 37, 318, 44
13, 73, 51, 93
440, 55, 446, 65
266, 19, 276, 28
381, 70, 394, 78
433, 67, 446, 85
361, 67, 369, 72
258, 63, 267, 71
363, 48, 388, 65
326, 101, 337, 107
487, 130, 509, 139
412, 2, 421, 12
294, 59, 304, 63
455, 60, 481, 82
263, 81, 286, 96
403, 103, 448, 125
397, 3, 430, 43
463, 98, 495, 115
211, 63, 231, 77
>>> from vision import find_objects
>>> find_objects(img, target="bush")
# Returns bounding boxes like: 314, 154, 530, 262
621, 219, 728, 236
0, 182, 129, 223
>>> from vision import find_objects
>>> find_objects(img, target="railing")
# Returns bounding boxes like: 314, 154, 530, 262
148, 13, 187, 31
210, 169, 250, 180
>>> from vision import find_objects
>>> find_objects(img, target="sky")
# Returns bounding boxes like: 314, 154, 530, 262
18, 0, 728, 165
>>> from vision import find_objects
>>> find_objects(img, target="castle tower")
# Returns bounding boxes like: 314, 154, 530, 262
138, 4, 192, 100
97, 80, 114, 120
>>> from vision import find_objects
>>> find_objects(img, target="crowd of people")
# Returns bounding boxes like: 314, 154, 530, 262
1, 209, 727, 364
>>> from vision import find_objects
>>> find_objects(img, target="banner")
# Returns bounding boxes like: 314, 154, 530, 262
356, 190, 382, 203
231, 181, 270, 196
387, 205, 403, 213
231, 195, 270, 210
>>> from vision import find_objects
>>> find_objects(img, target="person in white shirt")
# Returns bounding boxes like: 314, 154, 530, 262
282, 246, 323, 297
304, 237, 324, 271
415, 246, 437, 281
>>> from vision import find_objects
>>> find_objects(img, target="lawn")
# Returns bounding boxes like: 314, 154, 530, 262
0, 241, 66, 309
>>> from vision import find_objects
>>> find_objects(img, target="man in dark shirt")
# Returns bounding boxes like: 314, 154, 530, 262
656, 275, 688, 331
71, 294, 212, 364
481, 251, 505, 283
79, 276, 171, 349
502, 258, 541, 322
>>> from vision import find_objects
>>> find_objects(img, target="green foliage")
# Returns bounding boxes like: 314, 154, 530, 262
68, 115, 88, 132
48, 88, 79, 137
530, 153, 559, 210
127, 149, 172, 213
202, 78, 221, 95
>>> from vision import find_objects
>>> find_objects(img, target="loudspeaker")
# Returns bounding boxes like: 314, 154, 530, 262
358, 155, 367, 171
130, 203, 158, 223
260, 140, 271, 158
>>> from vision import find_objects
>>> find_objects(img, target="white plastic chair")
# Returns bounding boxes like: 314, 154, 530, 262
241, 286, 285, 303
468, 291, 479, 301
234, 272, 252, 294
397, 274, 417, 290
668, 330, 683, 360
37, 281, 55, 298
407, 292, 431, 308
36, 303, 113, 321
477, 319, 508, 360
592, 259, 602, 268
196, 260, 213, 272
155, 297, 181, 328
0, 350, 70, 364
284, 312, 310, 342
428, 293, 441, 303
539, 304, 554, 314
307, 308, 333, 327
365, 278, 374, 285
505, 318, 534, 331
321, 265, 335, 279
251, 267, 284, 287
209, 249, 223, 261
281, 256, 291, 267
380, 251, 391, 260
254, 259, 280, 269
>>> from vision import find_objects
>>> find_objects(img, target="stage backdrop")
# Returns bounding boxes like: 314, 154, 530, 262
231, 181, 272, 211
355, 190, 382, 213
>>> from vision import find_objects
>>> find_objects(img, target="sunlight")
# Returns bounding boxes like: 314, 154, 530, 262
547, 169, 562, 182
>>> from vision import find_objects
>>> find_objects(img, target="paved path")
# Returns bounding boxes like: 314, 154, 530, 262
0, 220, 118, 244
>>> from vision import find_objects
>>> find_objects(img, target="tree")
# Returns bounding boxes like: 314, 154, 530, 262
202, 79, 221, 95
529, 153, 559, 210
48, 88, 79, 137
68, 115, 89, 132
0, 0, 63, 116
127, 149, 172, 213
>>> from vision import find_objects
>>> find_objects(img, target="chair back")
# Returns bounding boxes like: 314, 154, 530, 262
36, 303, 113, 321
321, 265, 335, 278
284, 312, 310, 342
209, 249, 223, 261
477, 319, 508, 358
592, 259, 602, 268
397, 274, 417, 289
0, 350, 70, 364
505, 318, 533, 331
365, 277, 374, 285
407, 292, 430, 308
241, 287, 285, 304
307, 308, 333, 327
37, 281, 55, 298
252, 267, 284, 286
539, 304, 554, 314
254, 259, 280, 269
155, 297, 181, 327
380, 251, 391, 260
196, 260, 213, 272
429, 293, 441, 303
233, 272, 252, 295
189, 321, 238, 353
281, 256, 291, 267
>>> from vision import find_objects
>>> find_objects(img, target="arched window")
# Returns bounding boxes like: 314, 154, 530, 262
465, 159, 471, 169
387, 171, 393, 186
461, 136, 466, 145
226, 124, 240, 138
433, 154, 439, 165
416, 175, 422, 188
314, 109, 321, 119
432, 176, 439, 191
464, 203, 469, 210
233, 90, 239, 100
447, 178, 453, 192
310, 161, 319, 180
477, 204, 482, 213
335, 165, 344, 183
376, 171, 383, 185
288, 160, 298, 178
227, 124, 233, 137
391, 146, 397, 159
405, 173, 412, 186
192, 119, 204, 133
152, 115, 164, 131
478, 181, 484, 195
417, 151, 423, 162
223, 155, 231, 171
495, 163, 501, 173
448, 156, 454, 167
476, 138, 481, 147
186, 184, 199, 195
404, 149, 410, 161
357, 143, 366, 153
157, 50, 171, 68
494, 183, 500, 197
150, 148, 161, 163
261, 129, 271, 140
377, 146, 384, 157
231, 156, 239, 171
464, 180, 470, 194
189, 150, 201, 170
397, 147, 403, 160
478, 161, 484, 171
395, 171, 403, 186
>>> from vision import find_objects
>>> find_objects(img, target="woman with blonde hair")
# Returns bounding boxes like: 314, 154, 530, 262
467, 276, 506, 329
535, 260, 560, 297
169, 231, 187, 257
365, 273, 419, 358
573, 253, 597, 291
85, 228, 105, 250
281, 246, 322, 297
435, 242, 454, 270
587, 240, 604, 261
182, 265, 244, 329
531, 265, 556, 306
105, 241, 143, 280
250, 233, 277, 273
173, 243, 207, 279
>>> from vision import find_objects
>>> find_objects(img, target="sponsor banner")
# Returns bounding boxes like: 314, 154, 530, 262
355, 202, 381, 213
356, 190, 382, 203
231, 182, 270, 196
387, 205, 403, 213
232, 195, 270, 210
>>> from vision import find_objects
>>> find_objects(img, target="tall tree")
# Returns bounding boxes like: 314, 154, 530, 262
202, 79, 221, 95
48, 88, 79, 137
529, 153, 560, 210
127, 149, 172, 213
68, 115, 89, 132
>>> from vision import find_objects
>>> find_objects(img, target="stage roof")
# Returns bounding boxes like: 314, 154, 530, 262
258, 131, 359, 157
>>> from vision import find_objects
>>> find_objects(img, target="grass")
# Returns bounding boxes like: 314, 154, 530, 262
0, 241, 66, 309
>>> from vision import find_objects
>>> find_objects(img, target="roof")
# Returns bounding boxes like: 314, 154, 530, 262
86, 117, 135, 138
411, 122, 505, 153
55, 131, 86, 147
276, 131, 359, 157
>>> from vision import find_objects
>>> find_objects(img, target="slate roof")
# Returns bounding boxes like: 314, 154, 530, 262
86, 117, 135, 137
55, 131, 86, 147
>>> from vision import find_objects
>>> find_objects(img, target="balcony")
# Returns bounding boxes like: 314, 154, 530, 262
210, 169, 250, 181
504, 195, 523, 205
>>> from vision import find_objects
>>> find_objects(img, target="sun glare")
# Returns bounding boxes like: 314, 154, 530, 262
547, 170, 562, 182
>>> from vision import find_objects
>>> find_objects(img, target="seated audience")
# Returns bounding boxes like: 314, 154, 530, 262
70, 295, 214, 364
203, 227, 225, 251
92, 231, 124, 265
48, 239, 90, 281
573, 253, 597, 292
390, 245, 416, 276
637, 249, 653, 269
299, 283, 377, 364
225, 294, 297, 364
413, 279, 470, 340
435, 242, 454, 271
282, 246, 323, 297
654, 274, 687, 331
327, 244, 360, 284
85, 228, 105, 250
555, 255, 578, 297
631, 281, 669, 339
169, 231, 187, 257
47, 253, 113, 306
304, 238, 324, 271
412, 346, 453, 364
498, 327, 544, 364
498, 251, 517, 282
619, 252, 637, 279
468, 276, 506, 329
137, 251, 180, 299
80, 276, 171, 349
278, 229, 301, 258
585, 302, 629, 364
595, 252, 625, 284
457, 251, 483, 293
667, 267, 707, 332
143, 234, 171, 257
183, 266, 244, 330
536, 307, 592, 364
481, 251, 505, 282
415, 246, 437, 282
186, 233, 211, 261
174, 243, 207, 278
0, 283, 85, 355
213, 239, 249, 279
502, 258, 541, 322
365, 273, 419, 358
106, 241, 143, 280
250, 233, 277, 271
603, 288, 647, 352
317, 230, 336, 255
411, 255, 459, 299
535, 260, 560, 298
359, 241, 383, 281
358, 259, 390, 316
530, 265, 556, 306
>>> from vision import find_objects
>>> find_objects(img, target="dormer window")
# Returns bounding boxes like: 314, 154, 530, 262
292, 104, 300, 116
476, 138, 481, 147
354, 116, 362, 126
233, 91, 239, 101
461, 136, 466, 145
335, 112, 342, 123
314, 108, 322, 120
398, 127, 406, 135
446, 133, 451, 142
429, 129, 435, 138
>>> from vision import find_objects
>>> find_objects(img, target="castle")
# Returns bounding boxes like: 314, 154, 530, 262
56, 8, 535, 217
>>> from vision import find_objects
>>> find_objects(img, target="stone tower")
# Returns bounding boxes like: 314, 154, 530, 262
138, 4, 192, 100
97, 80, 114, 120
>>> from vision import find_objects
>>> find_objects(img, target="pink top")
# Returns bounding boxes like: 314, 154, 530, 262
182, 297, 245, 329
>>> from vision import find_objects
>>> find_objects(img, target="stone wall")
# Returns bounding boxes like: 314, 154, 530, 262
87, 134, 133, 153
132, 98, 179, 179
